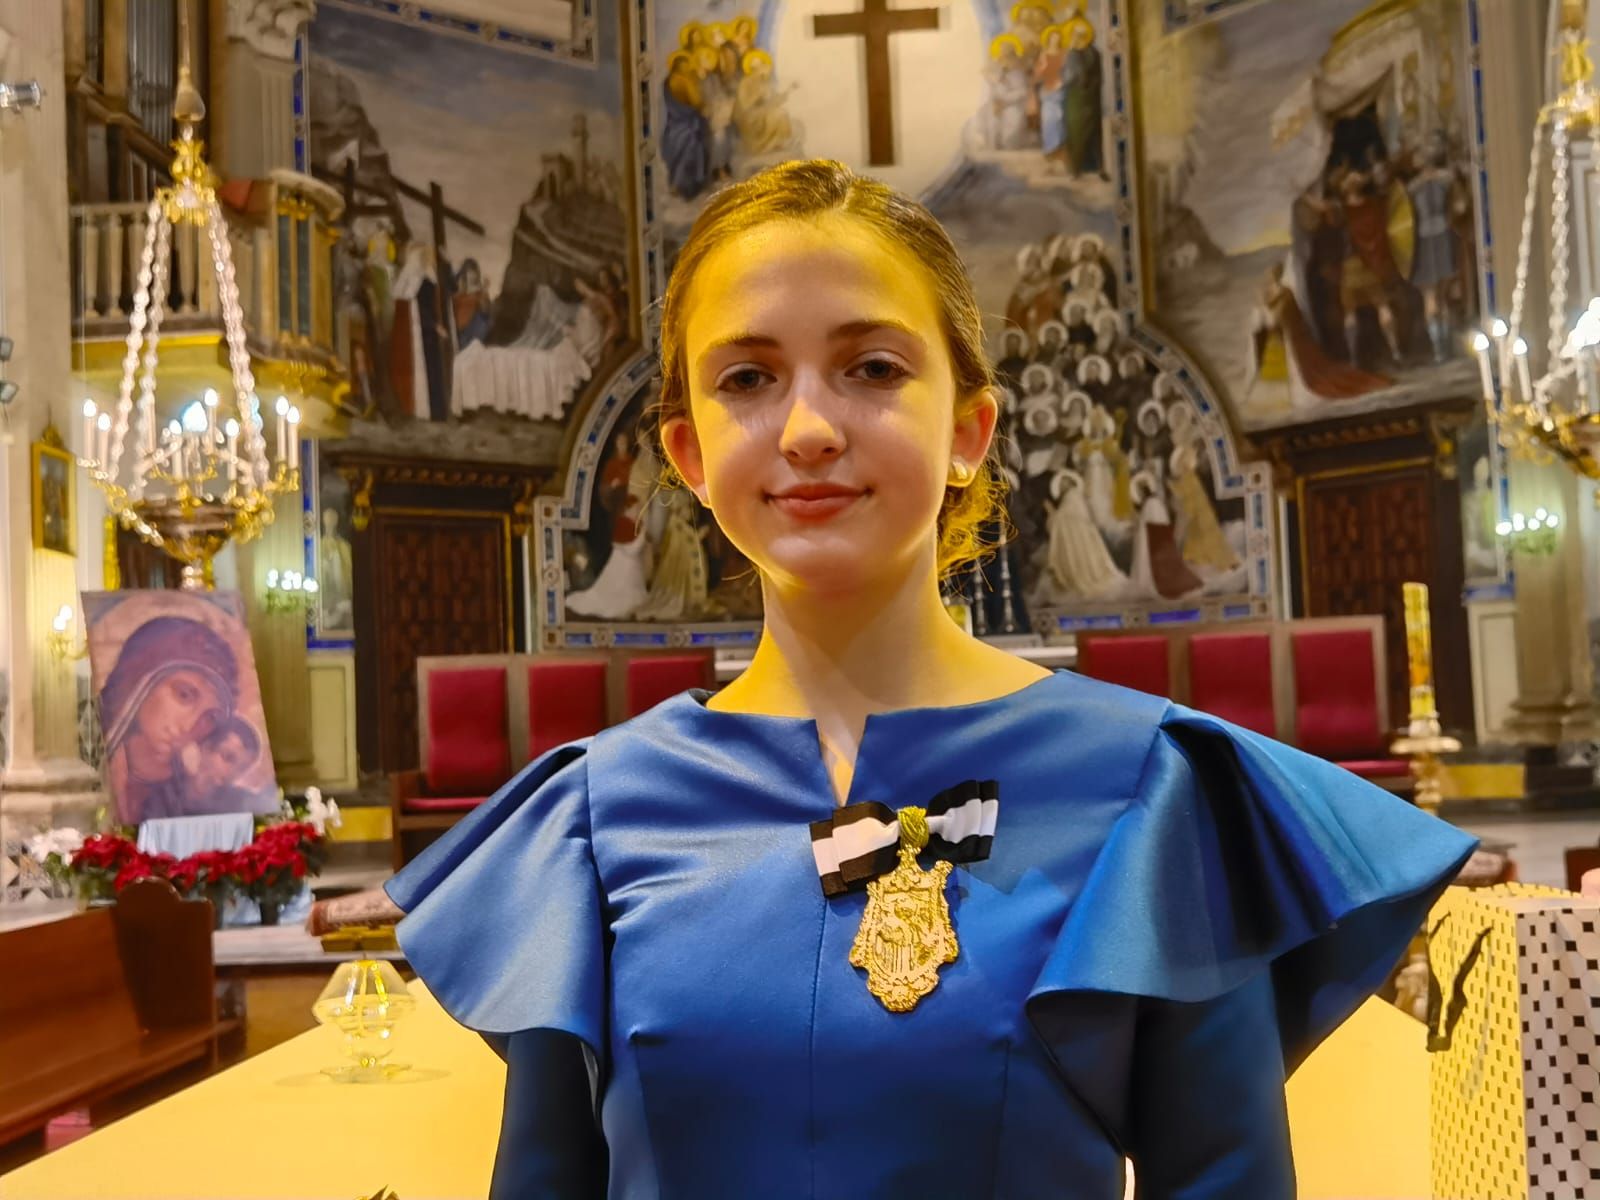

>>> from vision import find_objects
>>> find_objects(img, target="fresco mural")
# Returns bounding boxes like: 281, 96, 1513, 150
309, 0, 631, 462
549, 0, 1188, 637
646, 0, 1118, 320
560, 388, 763, 625
1133, 0, 1481, 432
970, 229, 1248, 631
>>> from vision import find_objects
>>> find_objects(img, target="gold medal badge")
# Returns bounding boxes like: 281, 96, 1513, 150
848, 806, 960, 1013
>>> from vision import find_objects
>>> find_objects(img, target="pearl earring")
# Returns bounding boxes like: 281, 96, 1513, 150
948, 460, 974, 487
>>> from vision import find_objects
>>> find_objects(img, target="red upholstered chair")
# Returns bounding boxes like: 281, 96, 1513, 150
391, 664, 513, 869
1190, 631, 1276, 737
1289, 627, 1409, 786
624, 652, 716, 718
1076, 634, 1173, 698
528, 657, 608, 758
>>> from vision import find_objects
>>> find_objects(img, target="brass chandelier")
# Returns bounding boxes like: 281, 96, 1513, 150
1472, 1, 1600, 478
78, 1, 299, 589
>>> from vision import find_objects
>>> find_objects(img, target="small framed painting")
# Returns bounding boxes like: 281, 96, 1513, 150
32, 436, 74, 557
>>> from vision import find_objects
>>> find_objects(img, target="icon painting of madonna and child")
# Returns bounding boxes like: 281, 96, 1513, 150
83, 590, 281, 827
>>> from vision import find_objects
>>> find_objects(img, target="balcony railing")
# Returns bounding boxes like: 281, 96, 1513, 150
71, 171, 345, 377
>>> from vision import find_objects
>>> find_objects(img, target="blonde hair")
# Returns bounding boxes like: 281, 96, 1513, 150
653, 158, 1006, 581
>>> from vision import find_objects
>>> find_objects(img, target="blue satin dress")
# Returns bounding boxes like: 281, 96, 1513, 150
387, 669, 1477, 1199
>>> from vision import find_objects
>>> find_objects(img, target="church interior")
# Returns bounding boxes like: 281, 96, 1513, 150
2, 0, 1599, 1195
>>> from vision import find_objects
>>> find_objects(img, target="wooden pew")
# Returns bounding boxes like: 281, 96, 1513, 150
0, 879, 226, 1147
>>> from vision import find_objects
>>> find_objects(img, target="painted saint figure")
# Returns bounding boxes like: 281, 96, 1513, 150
1044, 468, 1126, 599
1035, 25, 1069, 167
1407, 131, 1469, 363
735, 50, 797, 155
1129, 471, 1202, 600
634, 488, 712, 621
1249, 261, 1390, 401
1061, 19, 1104, 177
1168, 443, 1239, 575
663, 51, 712, 200
986, 36, 1033, 151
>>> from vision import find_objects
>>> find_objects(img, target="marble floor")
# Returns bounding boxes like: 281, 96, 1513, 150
1452, 808, 1600, 890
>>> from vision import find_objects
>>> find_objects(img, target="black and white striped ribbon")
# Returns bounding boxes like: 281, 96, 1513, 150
809, 779, 999, 898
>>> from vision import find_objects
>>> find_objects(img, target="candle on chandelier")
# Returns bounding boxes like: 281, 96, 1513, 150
96, 413, 111, 472
274, 395, 290, 466
167, 419, 184, 481
82, 400, 96, 463
287, 406, 301, 471
204, 388, 219, 441
1472, 332, 1494, 404
1514, 337, 1534, 402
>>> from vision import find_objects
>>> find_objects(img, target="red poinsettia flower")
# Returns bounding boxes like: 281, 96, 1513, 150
168, 858, 201, 894
113, 855, 157, 892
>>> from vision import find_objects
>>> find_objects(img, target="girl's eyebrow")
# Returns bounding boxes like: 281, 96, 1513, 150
698, 319, 926, 369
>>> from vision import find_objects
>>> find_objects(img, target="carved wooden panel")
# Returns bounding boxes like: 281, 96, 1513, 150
1300, 465, 1469, 733
369, 512, 509, 772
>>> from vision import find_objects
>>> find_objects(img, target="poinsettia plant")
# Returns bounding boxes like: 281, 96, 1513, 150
44, 812, 331, 920
233, 821, 323, 913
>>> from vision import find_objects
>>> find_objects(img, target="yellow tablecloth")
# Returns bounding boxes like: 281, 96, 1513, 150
1, 988, 1428, 1200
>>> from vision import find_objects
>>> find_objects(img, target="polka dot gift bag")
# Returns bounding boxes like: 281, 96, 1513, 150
1428, 883, 1600, 1200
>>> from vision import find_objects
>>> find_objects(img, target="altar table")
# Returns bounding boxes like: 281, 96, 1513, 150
0, 988, 1430, 1199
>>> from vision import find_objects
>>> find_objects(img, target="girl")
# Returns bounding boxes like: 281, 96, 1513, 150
361, 160, 1475, 1197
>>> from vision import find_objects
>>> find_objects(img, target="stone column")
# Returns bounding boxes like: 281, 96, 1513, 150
1480, 0, 1600, 746
0, 0, 101, 905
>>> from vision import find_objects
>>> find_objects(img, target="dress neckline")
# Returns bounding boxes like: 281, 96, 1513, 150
681, 668, 1069, 810
684, 667, 1068, 727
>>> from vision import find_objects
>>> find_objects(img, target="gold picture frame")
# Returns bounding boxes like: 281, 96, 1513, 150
32, 432, 75, 557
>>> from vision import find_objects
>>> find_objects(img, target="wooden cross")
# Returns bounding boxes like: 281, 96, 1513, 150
813, 0, 940, 166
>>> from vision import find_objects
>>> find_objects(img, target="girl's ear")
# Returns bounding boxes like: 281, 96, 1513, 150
953, 387, 999, 469
662, 415, 709, 503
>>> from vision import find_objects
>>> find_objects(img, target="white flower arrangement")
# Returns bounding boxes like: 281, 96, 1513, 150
303, 786, 342, 838
24, 827, 85, 894
24, 827, 85, 865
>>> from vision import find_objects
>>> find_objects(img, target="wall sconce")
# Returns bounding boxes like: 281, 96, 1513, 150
264, 568, 319, 616
47, 604, 87, 662
1495, 507, 1561, 556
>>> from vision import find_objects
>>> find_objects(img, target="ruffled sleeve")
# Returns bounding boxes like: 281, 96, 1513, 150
384, 740, 604, 1054
1028, 702, 1478, 1073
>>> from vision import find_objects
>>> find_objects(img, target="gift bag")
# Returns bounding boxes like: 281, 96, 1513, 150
1428, 883, 1600, 1199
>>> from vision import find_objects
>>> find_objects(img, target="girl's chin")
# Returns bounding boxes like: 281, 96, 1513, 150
754, 543, 913, 595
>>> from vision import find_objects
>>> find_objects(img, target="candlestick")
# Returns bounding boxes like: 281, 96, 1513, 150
82, 400, 96, 463
288, 406, 300, 471
1401, 581, 1437, 726
274, 396, 288, 466
96, 413, 111, 472
204, 387, 219, 441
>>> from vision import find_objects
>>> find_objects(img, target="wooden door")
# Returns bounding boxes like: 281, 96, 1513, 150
365, 511, 509, 772
1299, 464, 1471, 734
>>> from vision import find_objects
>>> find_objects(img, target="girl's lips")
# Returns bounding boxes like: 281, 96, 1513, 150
768, 490, 867, 520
